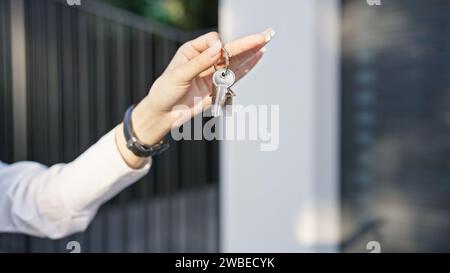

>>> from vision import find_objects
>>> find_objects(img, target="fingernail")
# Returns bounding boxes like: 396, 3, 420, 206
207, 40, 222, 57
263, 28, 276, 43
260, 47, 267, 53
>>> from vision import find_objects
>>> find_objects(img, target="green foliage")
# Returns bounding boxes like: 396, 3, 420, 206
102, 0, 218, 30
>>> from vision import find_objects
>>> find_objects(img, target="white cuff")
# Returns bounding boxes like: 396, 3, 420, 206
57, 129, 151, 215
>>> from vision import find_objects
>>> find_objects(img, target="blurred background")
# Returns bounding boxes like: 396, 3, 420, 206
102, 0, 217, 30
0, 0, 449, 253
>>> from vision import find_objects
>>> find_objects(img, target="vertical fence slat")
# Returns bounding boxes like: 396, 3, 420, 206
0, 0, 14, 163
95, 16, 108, 138
10, 0, 28, 162
78, 10, 91, 152
61, 4, 77, 161
46, 0, 62, 165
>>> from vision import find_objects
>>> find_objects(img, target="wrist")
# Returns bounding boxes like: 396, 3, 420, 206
115, 124, 149, 169
131, 96, 172, 146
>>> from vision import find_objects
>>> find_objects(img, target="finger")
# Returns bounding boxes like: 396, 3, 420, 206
190, 31, 222, 54
179, 31, 221, 60
172, 40, 223, 83
167, 31, 221, 70
224, 28, 274, 62
234, 50, 265, 82
228, 44, 265, 72
197, 41, 267, 80
197, 28, 274, 78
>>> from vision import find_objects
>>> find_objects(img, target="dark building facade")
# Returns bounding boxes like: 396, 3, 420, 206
341, 0, 450, 252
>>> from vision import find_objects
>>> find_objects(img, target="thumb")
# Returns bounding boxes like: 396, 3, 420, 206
173, 40, 223, 82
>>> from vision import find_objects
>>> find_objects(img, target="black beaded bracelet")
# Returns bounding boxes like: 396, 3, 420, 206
123, 105, 170, 158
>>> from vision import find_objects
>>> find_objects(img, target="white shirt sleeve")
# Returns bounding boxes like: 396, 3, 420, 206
0, 129, 151, 239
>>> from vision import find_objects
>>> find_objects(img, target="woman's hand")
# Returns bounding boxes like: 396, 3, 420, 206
116, 28, 275, 168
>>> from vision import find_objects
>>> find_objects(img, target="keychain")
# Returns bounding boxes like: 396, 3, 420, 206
211, 47, 236, 117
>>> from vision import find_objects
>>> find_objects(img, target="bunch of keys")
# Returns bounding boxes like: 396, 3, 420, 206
211, 47, 236, 117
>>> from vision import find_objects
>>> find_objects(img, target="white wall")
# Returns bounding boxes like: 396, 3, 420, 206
219, 0, 340, 252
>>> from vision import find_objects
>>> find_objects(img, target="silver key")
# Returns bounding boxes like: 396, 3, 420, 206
223, 89, 235, 116
212, 68, 235, 117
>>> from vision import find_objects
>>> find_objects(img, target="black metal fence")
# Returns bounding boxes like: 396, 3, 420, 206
0, 0, 219, 252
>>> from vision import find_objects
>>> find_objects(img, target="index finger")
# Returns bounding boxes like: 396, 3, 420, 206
224, 28, 275, 61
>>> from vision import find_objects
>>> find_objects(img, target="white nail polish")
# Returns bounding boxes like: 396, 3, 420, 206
263, 28, 276, 43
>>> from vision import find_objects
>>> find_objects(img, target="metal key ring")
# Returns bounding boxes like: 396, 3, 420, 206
214, 46, 230, 75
